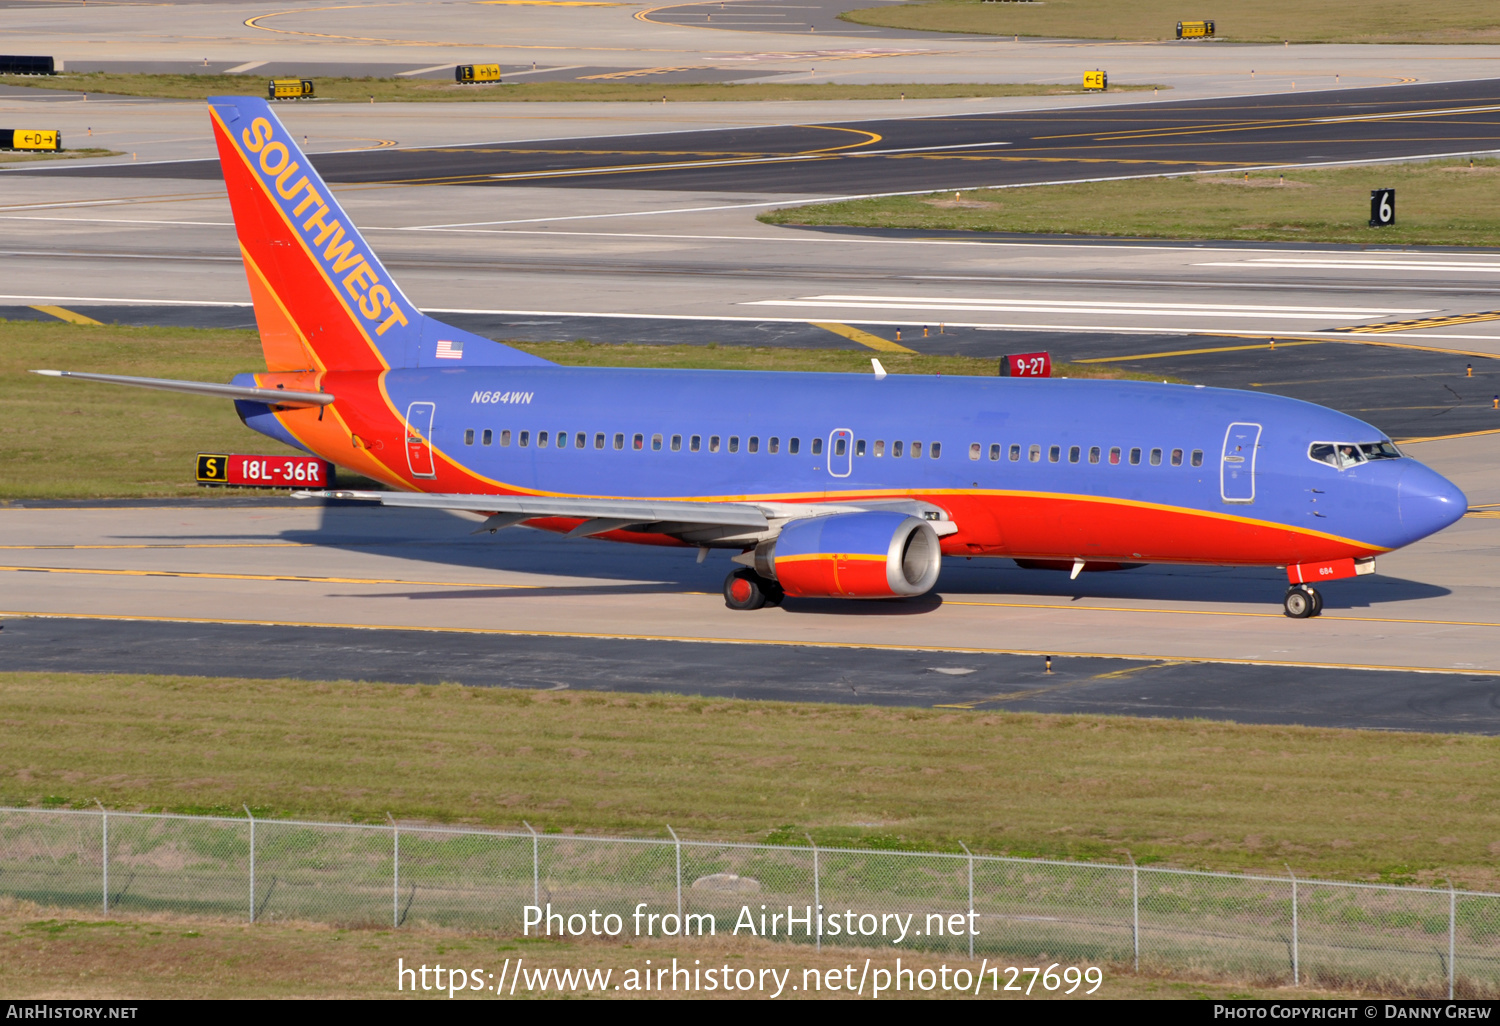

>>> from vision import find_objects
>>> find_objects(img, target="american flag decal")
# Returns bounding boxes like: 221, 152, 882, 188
435, 339, 464, 360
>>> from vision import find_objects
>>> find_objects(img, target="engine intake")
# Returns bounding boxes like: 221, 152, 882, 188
753, 511, 941, 599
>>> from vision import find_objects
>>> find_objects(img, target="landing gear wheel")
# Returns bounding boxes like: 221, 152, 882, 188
1307, 587, 1324, 617
1283, 586, 1319, 619
724, 568, 773, 611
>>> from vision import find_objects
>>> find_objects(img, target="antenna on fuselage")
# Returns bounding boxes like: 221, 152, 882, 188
871, 358, 887, 380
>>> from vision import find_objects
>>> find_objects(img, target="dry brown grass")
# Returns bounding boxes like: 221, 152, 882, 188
842, 0, 1500, 43
0, 73, 1157, 104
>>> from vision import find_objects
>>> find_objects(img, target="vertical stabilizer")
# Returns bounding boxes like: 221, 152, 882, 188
208, 95, 551, 372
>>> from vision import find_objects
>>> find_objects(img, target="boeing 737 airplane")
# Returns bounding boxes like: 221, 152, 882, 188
36, 96, 1469, 618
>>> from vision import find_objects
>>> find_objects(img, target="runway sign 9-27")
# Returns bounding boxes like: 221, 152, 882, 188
197, 453, 334, 488
1369, 188, 1396, 227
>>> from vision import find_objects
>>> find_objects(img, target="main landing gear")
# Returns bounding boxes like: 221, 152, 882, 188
723, 568, 784, 611
1283, 584, 1324, 619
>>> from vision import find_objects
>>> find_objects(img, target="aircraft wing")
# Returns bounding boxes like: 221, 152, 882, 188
297, 490, 958, 539
301, 488, 770, 537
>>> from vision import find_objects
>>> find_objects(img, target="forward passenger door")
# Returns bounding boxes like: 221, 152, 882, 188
1220, 422, 1261, 503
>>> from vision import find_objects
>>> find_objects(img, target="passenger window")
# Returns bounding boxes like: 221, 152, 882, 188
576, 432, 586, 449
769, 437, 780, 454
1069, 446, 1080, 464
1191, 449, 1203, 467
749, 436, 759, 454
633, 433, 644, 451
1048, 445, 1060, 463
1109, 446, 1120, 465
729, 436, 740, 453
1129, 447, 1141, 465
482, 429, 492, 446
834, 437, 846, 457
594, 433, 605, 450
911, 441, 922, 459
989, 443, 1001, 461
538, 431, 549, 448
969, 443, 981, 461
1150, 448, 1162, 466
1009, 444, 1020, 462
671, 434, 682, 452
690, 435, 701, 452
652, 433, 663, 451
500, 429, 511, 447
857, 439, 867, 457
892, 440, 903, 458
614, 433, 624, 450
464, 429, 475, 445
519, 430, 530, 447
812, 438, 823, 456
1028, 445, 1040, 463
710, 435, 720, 452
789, 437, 800, 455
1089, 446, 1100, 464
931, 442, 941, 459
1171, 448, 1183, 466
875, 440, 885, 457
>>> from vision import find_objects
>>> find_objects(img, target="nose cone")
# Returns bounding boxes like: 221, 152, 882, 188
1398, 462, 1468, 543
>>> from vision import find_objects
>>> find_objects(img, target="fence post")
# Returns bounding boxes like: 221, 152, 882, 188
1127, 852, 1139, 972
666, 825, 682, 920
244, 804, 255, 924
1448, 879, 1456, 1000
95, 800, 108, 914
957, 842, 975, 959
1287, 865, 1299, 986
524, 821, 540, 906
806, 834, 820, 953
387, 813, 399, 929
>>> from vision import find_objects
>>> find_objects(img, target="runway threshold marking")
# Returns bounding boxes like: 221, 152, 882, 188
29, 305, 101, 326
812, 321, 915, 353
1334, 311, 1500, 334
7, 564, 1499, 631
4, 609, 1497, 678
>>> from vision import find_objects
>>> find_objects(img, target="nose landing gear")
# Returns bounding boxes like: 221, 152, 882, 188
1283, 584, 1323, 619
724, 568, 784, 611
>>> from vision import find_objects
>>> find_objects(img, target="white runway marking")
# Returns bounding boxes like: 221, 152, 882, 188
747, 294, 1430, 321
1202, 258, 1500, 274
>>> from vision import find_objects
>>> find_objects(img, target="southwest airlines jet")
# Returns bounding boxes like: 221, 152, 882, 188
36, 97, 1468, 618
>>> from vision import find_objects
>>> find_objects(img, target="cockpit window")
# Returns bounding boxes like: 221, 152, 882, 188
1309, 440, 1402, 469
1359, 441, 1403, 461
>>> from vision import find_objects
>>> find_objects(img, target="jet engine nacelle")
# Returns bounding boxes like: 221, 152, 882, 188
752, 511, 941, 599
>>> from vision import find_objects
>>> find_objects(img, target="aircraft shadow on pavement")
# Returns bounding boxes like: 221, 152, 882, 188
284, 505, 1448, 612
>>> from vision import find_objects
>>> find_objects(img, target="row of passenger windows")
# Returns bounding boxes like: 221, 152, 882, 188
463, 429, 819, 455
459, 430, 947, 458
968, 443, 1205, 468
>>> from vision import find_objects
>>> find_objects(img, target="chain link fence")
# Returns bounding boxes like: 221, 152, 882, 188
1, 806, 1496, 996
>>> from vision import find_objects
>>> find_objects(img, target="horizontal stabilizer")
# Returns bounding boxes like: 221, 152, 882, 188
32, 369, 334, 407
